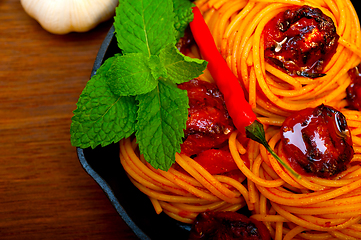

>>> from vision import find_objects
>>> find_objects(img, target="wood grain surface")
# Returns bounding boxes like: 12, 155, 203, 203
0, 1, 138, 239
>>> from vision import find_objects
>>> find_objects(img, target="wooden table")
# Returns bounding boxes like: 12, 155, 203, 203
0, 1, 138, 239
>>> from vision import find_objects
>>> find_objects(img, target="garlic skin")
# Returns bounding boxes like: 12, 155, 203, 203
21, 0, 118, 34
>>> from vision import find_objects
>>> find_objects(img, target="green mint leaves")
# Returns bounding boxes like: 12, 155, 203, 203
70, 0, 207, 171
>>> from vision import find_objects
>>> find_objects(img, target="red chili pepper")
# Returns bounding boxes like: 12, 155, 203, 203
189, 6, 300, 179
189, 7, 256, 129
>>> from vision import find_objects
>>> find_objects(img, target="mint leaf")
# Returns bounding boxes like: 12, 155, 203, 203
70, 61, 137, 149
160, 45, 207, 84
105, 53, 159, 96
149, 55, 168, 80
173, 0, 195, 40
135, 80, 189, 171
114, 0, 175, 56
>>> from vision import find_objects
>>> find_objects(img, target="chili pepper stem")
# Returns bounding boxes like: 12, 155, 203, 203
245, 120, 301, 179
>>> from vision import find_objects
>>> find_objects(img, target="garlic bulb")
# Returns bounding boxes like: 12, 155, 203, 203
21, 0, 118, 34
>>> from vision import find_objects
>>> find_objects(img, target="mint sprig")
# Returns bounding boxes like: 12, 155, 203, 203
70, 0, 207, 171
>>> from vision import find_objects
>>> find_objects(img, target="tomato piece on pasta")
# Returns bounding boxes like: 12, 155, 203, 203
193, 148, 245, 175
188, 211, 271, 240
263, 5, 339, 78
178, 79, 235, 156
281, 104, 354, 178
347, 64, 361, 111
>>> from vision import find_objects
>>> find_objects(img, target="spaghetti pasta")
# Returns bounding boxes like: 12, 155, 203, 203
118, 0, 361, 239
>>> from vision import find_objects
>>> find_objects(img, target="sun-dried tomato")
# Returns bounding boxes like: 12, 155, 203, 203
178, 79, 235, 156
281, 104, 354, 178
263, 5, 339, 78
188, 211, 271, 240
346, 64, 361, 111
